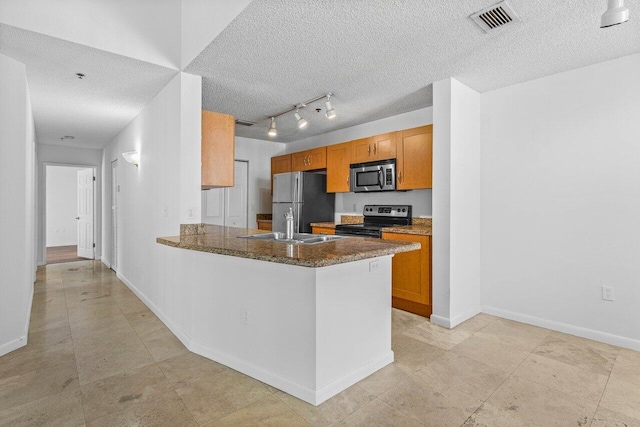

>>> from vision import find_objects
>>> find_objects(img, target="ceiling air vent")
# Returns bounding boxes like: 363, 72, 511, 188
235, 119, 256, 127
470, 1, 520, 33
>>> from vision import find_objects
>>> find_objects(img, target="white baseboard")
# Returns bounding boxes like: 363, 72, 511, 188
482, 305, 640, 352
116, 272, 191, 348
429, 314, 451, 328
100, 257, 110, 269
0, 335, 27, 358
191, 340, 393, 406
450, 307, 481, 328
37, 261, 46, 266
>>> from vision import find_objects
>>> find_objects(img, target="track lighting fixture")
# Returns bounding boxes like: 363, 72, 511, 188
264, 93, 338, 137
294, 108, 308, 129
325, 94, 336, 119
268, 117, 277, 137
601, 0, 629, 28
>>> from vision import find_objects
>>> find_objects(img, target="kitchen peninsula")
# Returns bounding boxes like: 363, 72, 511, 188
155, 225, 419, 405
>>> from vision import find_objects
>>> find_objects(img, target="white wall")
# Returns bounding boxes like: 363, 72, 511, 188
101, 72, 201, 307
287, 107, 434, 219
36, 145, 102, 265
480, 53, 640, 350
45, 166, 85, 246
0, 53, 36, 356
432, 78, 482, 328
0, 0, 182, 69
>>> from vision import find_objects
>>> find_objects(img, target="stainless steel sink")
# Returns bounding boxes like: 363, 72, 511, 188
238, 232, 345, 245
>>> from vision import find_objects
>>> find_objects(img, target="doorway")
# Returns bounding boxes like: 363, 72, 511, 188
45, 165, 96, 264
202, 160, 249, 227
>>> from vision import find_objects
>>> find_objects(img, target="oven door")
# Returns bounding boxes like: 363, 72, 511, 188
350, 160, 396, 192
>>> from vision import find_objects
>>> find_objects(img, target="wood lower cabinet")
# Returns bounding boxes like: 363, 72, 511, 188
271, 154, 292, 194
202, 110, 235, 189
257, 221, 272, 231
311, 226, 335, 235
291, 147, 327, 171
326, 141, 352, 193
382, 232, 431, 317
397, 125, 432, 190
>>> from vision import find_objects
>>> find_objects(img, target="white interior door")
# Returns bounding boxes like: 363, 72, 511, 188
201, 161, 248, 228
225, 161, 248, 228
111, 160, 118, 270
77, 168, 94, 259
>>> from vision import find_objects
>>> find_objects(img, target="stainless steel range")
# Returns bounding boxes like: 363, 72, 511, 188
335, 205, 412, 238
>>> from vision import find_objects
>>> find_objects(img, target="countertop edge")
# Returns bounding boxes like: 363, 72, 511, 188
156, 236, 420, 268
310, 222, 432, 236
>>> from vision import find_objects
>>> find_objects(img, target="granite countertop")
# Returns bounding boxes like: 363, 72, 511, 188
157, 224, 420, 268
310, 217, 432, 236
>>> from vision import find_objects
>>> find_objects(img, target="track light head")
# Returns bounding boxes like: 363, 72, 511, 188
601, 0, 629, 27
325, 95, 336, 119
268, 117, 277, 137
294, 109, 308, 129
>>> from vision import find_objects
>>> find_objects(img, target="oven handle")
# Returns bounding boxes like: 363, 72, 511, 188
378, 168, 383, 190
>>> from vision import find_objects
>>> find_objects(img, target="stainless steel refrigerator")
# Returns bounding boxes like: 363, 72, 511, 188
272, 172, 335, 233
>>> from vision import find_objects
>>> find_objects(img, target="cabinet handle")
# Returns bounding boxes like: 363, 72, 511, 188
398, 171, 402, 183
367, 145, 370, 156
347, 174, 349, 186
373, 143, 377, 155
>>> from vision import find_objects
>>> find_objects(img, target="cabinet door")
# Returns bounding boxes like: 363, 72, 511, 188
306, 147, 326, 170
382, 233, 431, 315
351, 137, 374, 163
292, 147, 327, 171
326, 141, 352, 193
271, 154, 291, 194
373, 132, 397, 161
397, 125, 432, 190
291, 152, 308, 172
311, 226, 335, 235
202, 110, 235, 189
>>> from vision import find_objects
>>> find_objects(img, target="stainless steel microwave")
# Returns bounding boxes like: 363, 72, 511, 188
350, 159, 396, 192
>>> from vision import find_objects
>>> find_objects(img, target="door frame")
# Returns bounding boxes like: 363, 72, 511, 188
110, 159, 118, 272
41, 162, 99, 265
227, 159, 249, 229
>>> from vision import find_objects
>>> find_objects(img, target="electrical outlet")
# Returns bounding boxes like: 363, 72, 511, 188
602, 286, 615, 302
187, 208, 194, 218
369, 260, 379, 272
242, 308, 251, 325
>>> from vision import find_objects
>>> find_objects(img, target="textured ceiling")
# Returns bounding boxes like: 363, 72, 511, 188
187, 0, 640, 142
2, 1, 639, 148
0, 24, 178, 149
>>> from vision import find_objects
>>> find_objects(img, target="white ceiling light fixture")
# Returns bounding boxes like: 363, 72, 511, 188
325, 94, 336, 119
294, 107, 308, 129
268, 117, 277, 137
264, 93, 337, 137
601, 0, 629, 28
122, 150, 140, 167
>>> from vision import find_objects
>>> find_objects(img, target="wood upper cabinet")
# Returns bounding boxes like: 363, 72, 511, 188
382, 232, 431, 317
352, 137, 375, 163
271, 154, 292, 194
396, 125, 433, 190
373, 132, 397, 161
202, 110, 235, 189
291, 147, 327, 171
326, 141, 352, 193
351, 133, 396, 163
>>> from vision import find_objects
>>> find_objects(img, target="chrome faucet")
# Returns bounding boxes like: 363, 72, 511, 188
284, 207, 294, 240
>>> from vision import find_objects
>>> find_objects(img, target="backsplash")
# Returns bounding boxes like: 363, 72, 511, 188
334, 189, 432, 221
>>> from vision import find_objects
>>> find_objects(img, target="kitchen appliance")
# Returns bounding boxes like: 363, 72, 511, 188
272, 172, 335, 234
350, 159, 396, 192
335, 205, 412, 238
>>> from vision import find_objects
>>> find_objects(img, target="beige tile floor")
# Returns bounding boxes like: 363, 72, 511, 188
1, 260, 639, 426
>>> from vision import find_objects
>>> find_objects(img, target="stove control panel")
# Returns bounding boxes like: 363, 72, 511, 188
363, 205, 412, 218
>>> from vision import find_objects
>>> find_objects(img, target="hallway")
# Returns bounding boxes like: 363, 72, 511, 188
1, 261, 639, 426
